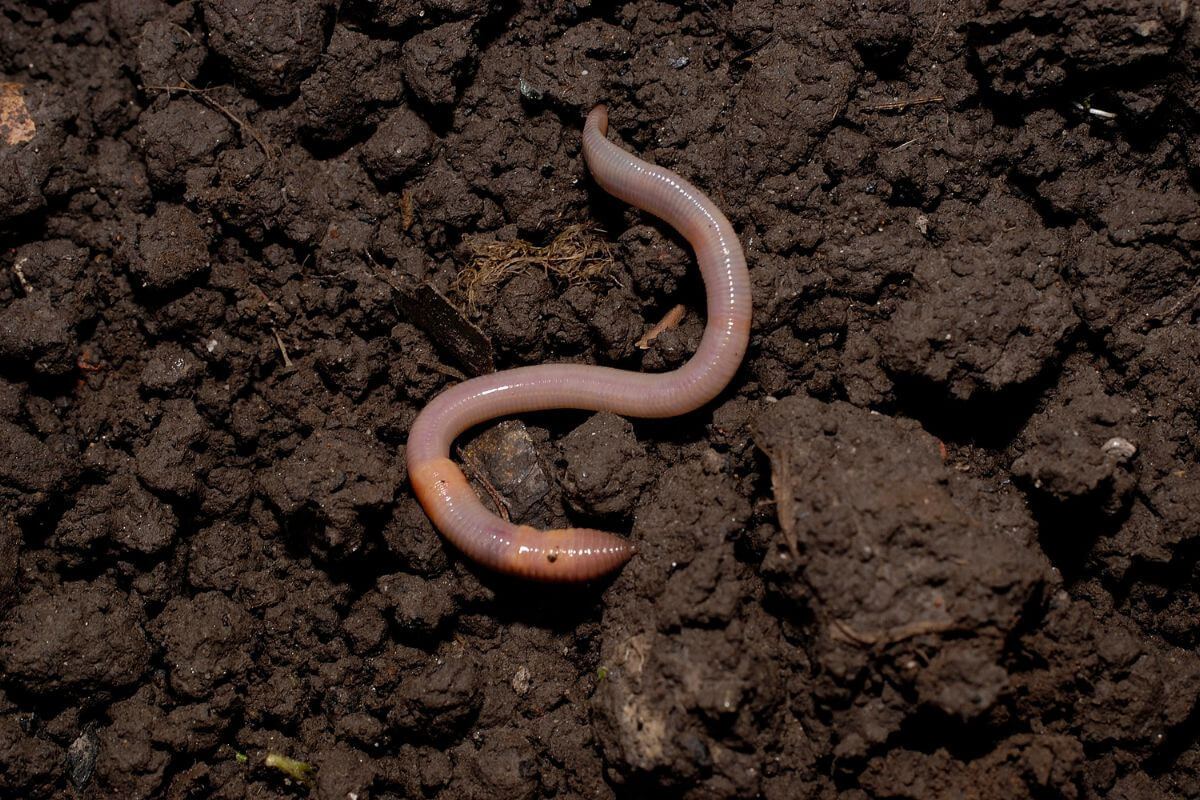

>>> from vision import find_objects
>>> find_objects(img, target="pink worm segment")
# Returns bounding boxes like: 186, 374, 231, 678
405, 105, 751, 581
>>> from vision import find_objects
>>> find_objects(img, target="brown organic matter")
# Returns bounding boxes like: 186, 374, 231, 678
1, 1, 1199, 798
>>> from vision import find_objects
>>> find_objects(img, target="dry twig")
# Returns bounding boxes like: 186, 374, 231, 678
11, 257, 33, 294
141, 79, 278, 158
864, 95, 945, 112
271, 327, 294, 369
636, 304, 686, 349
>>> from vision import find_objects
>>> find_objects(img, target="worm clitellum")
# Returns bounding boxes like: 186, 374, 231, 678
406, 105, 751, 581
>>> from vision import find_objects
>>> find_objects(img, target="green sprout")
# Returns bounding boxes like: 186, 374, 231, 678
265, 752, 317, 789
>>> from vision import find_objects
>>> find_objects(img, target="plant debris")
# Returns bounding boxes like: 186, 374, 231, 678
452, 223, 615, 313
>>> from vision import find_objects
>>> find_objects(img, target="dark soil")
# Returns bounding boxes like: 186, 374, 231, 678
1, 1, 1199, 798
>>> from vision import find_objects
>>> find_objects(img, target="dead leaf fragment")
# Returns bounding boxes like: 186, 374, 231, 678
0, 83, 36, 146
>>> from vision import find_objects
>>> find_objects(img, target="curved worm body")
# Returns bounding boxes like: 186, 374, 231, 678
405, 105, 751, 581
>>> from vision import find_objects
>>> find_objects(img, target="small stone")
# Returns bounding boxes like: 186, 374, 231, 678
517, 77, 543, 100
66, 730, 99, 789
511, 665, 531, 696
1101, 437, 1137, 461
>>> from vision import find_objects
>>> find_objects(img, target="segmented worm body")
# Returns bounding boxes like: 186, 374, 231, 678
406, 105, 751, 581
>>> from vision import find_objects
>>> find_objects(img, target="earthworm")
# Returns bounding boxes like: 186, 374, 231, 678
406, 105, 751, 582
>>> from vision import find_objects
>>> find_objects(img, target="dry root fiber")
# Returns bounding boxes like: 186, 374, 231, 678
452, 223, 614, 313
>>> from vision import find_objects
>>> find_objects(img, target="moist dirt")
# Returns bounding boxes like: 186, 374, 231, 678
2, 1, 1200, 798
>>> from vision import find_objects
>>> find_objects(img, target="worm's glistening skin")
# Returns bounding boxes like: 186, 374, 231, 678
406, 105, 751, 581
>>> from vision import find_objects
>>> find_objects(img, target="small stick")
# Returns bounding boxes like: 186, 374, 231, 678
141, 79, 278, 158
421, 359, 468, 382
400, 189, 416, 231
636, 304, 686, 349
732, 33, 774, 63
1149, 276, 1200, 327
271, 327, 294, 369
456, 445, 512, 521
248, 283, 285, 317
864, 95, 945, 112
830, 617, 964, 647
11, 257, 32, 294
